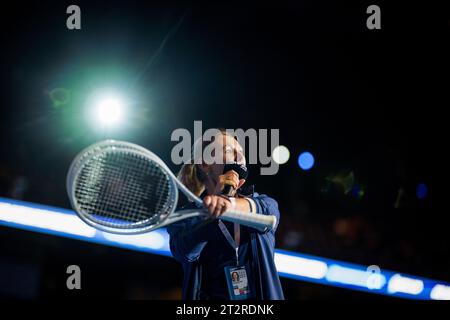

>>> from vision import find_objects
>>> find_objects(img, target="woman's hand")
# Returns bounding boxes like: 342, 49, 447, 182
203, 195, 232, 218
218, 170, 246, 194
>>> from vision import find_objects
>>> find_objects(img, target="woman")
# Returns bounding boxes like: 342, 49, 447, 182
167, 129, 284, 300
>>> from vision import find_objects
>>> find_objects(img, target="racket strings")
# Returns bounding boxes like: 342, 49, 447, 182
74, 150, 175, 229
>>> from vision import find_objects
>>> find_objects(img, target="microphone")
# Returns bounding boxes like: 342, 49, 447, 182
222, 163, 249, 196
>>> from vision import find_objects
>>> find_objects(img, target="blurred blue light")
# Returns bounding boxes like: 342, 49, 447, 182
298, 151, 315, 170
416, 183, 428, 199
326, 264, 386, 289
1, 197, 450, 300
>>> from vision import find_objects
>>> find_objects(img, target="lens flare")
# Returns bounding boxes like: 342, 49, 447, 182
272, 145, 290, 165
298, 151, 315, 170
96, 97, 123, 126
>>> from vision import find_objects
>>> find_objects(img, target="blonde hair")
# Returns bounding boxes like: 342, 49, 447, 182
178, 162, 206, 197
178, 128, 233, 197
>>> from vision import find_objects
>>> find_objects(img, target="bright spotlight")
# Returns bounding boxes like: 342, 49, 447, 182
96, 97, 123, 126
298, 151, 315, 170
272, 145, 290, 165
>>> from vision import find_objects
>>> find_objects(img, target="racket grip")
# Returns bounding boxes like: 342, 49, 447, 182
220, 210, 277, 232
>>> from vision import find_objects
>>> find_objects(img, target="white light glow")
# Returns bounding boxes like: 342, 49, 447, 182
387, 274, 424, 295
102, 231, 167, 250
274, 252, 328, 279
326, 264, 386, 289
272, 145, 290, 165
96, 97, 123, 126
430, 284, 450, 300
0, 202, 96, 238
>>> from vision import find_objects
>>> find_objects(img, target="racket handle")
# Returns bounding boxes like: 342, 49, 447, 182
220, 210, 277, 232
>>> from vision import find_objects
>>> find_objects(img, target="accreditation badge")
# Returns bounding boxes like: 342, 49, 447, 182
224, 265, 252, 300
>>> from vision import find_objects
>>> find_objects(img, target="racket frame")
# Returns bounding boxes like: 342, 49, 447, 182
67, 140, 276, 234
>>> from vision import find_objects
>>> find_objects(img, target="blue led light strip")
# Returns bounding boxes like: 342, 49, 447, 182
0, 197, 449, 300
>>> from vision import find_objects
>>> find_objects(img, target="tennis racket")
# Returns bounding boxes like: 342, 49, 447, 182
66, 140, 277, 234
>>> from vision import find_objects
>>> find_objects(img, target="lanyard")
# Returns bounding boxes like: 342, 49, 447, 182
218, 220, 240, 266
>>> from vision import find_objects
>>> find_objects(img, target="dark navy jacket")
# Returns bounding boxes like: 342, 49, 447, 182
167, 191, 285, 300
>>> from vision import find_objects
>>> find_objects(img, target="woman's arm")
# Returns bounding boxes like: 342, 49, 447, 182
167, 193, 280, 262
204, 193, 280, 233
247, 194, 281, 233
167, 194, 243, 263
167, 217, 222, 263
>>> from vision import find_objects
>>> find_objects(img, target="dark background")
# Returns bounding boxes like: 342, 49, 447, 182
0, 0, 448, 299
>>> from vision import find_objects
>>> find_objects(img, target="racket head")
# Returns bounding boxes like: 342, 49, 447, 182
67, 140, 179, 234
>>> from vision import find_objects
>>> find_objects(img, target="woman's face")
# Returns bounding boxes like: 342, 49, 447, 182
220, 133, 246, 165
203, 133, 246, 176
